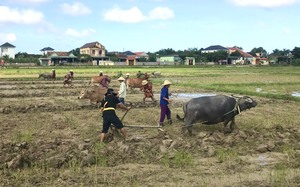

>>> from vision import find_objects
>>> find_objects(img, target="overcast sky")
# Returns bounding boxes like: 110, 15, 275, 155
0, 0, 299, 54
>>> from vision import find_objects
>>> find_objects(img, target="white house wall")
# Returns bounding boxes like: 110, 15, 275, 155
0, 47, 15, 59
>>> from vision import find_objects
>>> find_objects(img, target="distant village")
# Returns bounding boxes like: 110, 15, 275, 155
0, 41, 282, 66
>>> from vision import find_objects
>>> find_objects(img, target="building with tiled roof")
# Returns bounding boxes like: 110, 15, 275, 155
38, 51, 77, 66
202, 45, 228, 53
227, 47, 255, 65
40, 47, 54, 55
80, 41, 108, 65
0, 42, 16, 59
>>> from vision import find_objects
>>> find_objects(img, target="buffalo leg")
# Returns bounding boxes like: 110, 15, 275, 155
223, 120, 231, 133
229, 118, 236, 131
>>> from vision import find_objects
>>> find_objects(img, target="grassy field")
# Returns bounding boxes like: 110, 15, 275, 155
1, 65, 300, 186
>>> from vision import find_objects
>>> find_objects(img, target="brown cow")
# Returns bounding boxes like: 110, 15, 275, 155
78, 86, 107, 105
89, 75, 111, 87
126, 73, 150, 91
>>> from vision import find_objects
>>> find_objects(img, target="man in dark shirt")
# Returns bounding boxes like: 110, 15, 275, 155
100, 88, 130, 142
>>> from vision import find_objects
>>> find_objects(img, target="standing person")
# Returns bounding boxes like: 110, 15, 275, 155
159, 80, 172, 126
69, 70, 74, 79
51, 69, 56, 80
100, 74, 109, 88
99, 88, 130, 143
136, 71, 142, 78
117, 77, 126, 104
141, 80, 155, 103
125, 73, 130, 85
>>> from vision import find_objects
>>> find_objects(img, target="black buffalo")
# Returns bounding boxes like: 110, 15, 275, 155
176, 95, 257, 135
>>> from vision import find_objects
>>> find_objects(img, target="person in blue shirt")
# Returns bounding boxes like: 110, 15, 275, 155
159, 80, 172, 126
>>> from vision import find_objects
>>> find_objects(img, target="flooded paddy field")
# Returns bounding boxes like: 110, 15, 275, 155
1, 68, 300, 186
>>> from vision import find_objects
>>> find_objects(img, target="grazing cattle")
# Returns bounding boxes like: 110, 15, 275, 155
78, 86, 107, 105
127, 73, 150, 90
38, 73, 55, 80
176, 95, 257, 135
89, 76, 111, 86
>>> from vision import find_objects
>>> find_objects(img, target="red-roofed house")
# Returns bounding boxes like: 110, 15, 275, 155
134, 52, 149, 60
228, 47, 255, 65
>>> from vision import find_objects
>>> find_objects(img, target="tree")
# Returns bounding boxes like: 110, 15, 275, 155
203, 51, 228, 62
157, 48, 176, 56
233, 46, 243, 50
147, 53, 156, 62
230, 51, 242, 57
69, 48, 80, 57
291, 47, 300, 59
249, 47, 267, 57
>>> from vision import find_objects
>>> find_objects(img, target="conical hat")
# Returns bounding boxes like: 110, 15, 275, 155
117, 77, 125, 81
162, 80, 172, 86
142, 80, 148, 85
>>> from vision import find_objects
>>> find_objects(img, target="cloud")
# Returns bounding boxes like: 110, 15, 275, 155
229, 0, 299, 8
0, 6, 44, 24
17, 0, 49, 3
103, 7, 146, 23
65, 28, 96, 37
60, 2, 91, 16
148, 7, 174, 20
0, 33, 17, 43
103, 6, 174, 23
282, 28, 291, 35
9, 0, 49, 3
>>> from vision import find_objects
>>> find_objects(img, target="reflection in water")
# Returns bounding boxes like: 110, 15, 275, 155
175, 93, 216, 98
292, 92, 300, 97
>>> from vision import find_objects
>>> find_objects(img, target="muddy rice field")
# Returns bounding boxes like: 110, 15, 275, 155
1, 76, 300, 187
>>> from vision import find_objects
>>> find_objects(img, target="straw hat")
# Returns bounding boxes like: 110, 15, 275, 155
162, 80, 172, 86
52, 69, 55, 71
70, 70, 73, 72
100, 71, 103, 73
117, 77, 125, 81
142, 80, 148, 85
126, 73, 130, 76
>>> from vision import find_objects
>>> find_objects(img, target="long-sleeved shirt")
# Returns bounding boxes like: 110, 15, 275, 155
118, 82, 126, 98
160, 86, 169, 105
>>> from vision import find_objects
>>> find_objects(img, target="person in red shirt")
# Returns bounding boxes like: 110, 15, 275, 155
141, 80, 155, 103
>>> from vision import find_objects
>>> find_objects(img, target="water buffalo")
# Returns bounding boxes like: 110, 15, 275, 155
78, 86, 107, 105
176, 95, 257, 135
89, 76, 111, 86
38, 73, 55, 80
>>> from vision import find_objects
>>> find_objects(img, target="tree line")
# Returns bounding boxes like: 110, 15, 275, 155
1, 46, 300, 66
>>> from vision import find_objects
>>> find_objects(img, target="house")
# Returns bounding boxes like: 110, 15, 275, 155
123, 51, 137, 66
184, 57, 195, 65
38, 51, 77, 66
0, 42, 16, 59
40, 47, 54, 55
228, 47, 254, 65
201, 45, 228, 53
134, 52, 149, 60
159, 55, 182, 65
80, 41, 109, 65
